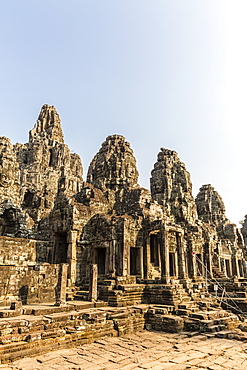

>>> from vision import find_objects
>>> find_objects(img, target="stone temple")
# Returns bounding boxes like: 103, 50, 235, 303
1, 104, 247, 362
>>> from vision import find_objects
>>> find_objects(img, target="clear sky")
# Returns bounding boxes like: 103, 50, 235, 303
0, 1, 247, 225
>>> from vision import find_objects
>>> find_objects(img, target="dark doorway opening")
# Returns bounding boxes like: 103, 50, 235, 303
225, 259, 231, 277
130, 247, 140, 275
96, 248, 106, 274
187, 251, 193, 278
238, 260, 244, 277
150, 234, 160, 267
23, 191, 34, 208
169, 253, 176, 276
54, 232, 68, 264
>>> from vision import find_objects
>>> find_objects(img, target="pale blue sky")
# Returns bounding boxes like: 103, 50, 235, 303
0, 1, 247, 224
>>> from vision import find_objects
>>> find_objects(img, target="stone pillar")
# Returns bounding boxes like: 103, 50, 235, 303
161, 227, 170, 283
207, 241, 213, 277
67, 230, 77, 285
55, 263, 69, 306
139, 246, 144, 279
191, 251, 197, 280
109, 240, 116, 277
240, 260, 245, 277
242, 260, 247, 278
88, 264, 98, 302
220, 258, 227, 277
177, 232, 187, 280
144, 236, 151, 279
122, 240, 128, 277
233, 255, 240, 278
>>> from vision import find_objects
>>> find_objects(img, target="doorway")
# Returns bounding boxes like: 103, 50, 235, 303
169, 253, 176, 277
130, 247, 140, 275
54, 232, 68, 263
96, 248, 106, 275
150, 234, 160, 267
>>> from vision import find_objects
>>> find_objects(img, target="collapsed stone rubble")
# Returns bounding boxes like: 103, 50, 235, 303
1, 104, 247, 362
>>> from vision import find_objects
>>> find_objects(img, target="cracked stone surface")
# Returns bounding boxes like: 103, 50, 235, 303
2, 331, 247, 370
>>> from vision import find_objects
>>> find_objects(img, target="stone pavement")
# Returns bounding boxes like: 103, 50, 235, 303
1, 331, 247, 370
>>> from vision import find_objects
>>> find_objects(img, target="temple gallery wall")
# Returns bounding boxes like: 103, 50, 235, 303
2, 105, 247, 362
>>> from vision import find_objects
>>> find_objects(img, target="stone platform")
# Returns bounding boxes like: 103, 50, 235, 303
0, 300, 246, 365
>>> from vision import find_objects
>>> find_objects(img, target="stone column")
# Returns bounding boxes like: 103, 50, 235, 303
55, 263, 69, 306
88, 264, 98, 302
240, 260, 245, 277
233, 255, 240, 277
161, 227, 170, 283
207, 241, 213, 277
177, 232, 187, 280
191, 251, 197, 280
220, 258, 227, 277
144, 235, 151, 279
109, 240, 116, 277
242, 260, 247, 278
67, 230, 77, 285
139, 246, 144, 279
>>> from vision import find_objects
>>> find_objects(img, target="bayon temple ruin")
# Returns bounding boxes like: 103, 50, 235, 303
1, 104, 247, 361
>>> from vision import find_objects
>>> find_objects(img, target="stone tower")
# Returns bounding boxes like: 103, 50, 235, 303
150, 148, 197, 224
195, 184, 227, 226
87, 135, 139, 192
14, 104, 83, 222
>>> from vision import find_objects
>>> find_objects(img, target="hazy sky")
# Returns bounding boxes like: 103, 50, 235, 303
0, 1, 247, 225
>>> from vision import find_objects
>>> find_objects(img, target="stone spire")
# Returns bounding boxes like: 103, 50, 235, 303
195, 184, 227, 226
13, 105, 82, 223
29, 104, 64, 143
150, 148, 197, 224
87, 135, 139, 192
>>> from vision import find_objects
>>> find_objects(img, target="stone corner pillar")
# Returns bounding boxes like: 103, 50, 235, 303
88, 264, 98, 302
55, 263, 69, 306
67, 230, 77, 285
161, 226, 170, 284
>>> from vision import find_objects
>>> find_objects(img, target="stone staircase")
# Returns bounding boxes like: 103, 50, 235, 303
0, 299, 245, 364
212, 266, 227, 279
184, 309, 240, 334
71, 278, 221, 311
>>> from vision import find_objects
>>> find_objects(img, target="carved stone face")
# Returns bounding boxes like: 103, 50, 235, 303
87, 135, 139, 191
0, 172, 9, 187
4, 208, 16, 222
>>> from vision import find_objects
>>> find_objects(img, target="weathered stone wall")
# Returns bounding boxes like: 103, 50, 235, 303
0, 264, 60, 306
0, 236, 51, 265
0, 236, 36, 265
0, 137, 20, 207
